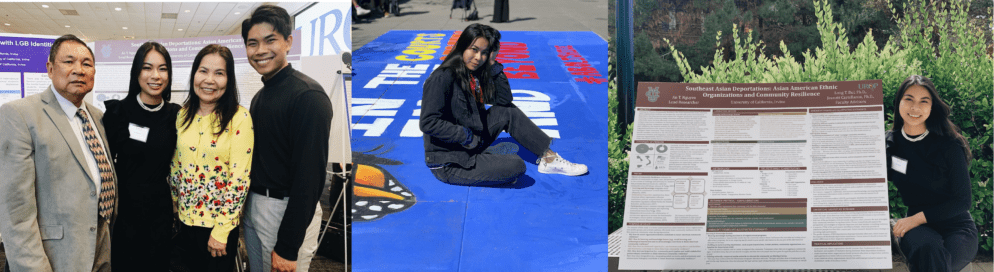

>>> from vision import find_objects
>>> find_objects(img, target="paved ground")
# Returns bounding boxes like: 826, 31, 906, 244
352, 0, 609, 48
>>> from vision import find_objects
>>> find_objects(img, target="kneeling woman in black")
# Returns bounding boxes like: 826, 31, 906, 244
420, 23, 588, 186
887, 75, 977, 272
102, 41, 181, 271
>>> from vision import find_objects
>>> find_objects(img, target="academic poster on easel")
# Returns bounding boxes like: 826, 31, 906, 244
618, 80, 893, 270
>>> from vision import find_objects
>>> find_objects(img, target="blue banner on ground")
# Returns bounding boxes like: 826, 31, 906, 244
352, 30, 607, 271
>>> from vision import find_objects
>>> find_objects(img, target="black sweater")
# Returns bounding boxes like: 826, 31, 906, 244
102, 96, 180, 222
886, 130, 973, 225
249, 65, 333, 260
420, 62, 513, 168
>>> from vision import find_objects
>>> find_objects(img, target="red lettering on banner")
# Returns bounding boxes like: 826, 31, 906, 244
554, 45, 605, 84
506, 64, 538, 79
499, 41, 539, 79
575, 77, 607, 84
501, 59, 534, 64
440, 31, 463, 60
507, 71, 539, 79
507, 65, 536, 72
500, 54, 530, 59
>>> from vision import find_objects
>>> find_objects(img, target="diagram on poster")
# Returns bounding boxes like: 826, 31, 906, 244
618, 80, 892, 270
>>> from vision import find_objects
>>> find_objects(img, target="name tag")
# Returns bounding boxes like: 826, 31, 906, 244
891, 156, 908, 174
128, 123, 150, 143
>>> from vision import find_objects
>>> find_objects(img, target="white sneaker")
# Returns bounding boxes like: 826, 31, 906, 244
537, 154, 588, 176
355, 5, 371, 16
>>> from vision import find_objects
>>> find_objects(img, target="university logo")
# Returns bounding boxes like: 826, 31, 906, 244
646, 86, 660, 102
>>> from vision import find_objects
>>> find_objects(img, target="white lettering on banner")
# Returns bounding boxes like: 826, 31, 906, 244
513, 90, 559, 138
352, 98, 404, 116
353, 118, 393, 137
364, 64, 431, 88
412, 100, 421, 116
400, 119, 422, 137
353, 90, 561, 138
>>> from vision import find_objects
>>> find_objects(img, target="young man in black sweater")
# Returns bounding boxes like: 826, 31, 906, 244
241, 5, 333, 272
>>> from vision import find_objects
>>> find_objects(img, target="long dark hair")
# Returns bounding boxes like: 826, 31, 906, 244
180, 44, 240, 137
127, 41, 173, 102
438, 23, 500, 103
890, 75, 972, 163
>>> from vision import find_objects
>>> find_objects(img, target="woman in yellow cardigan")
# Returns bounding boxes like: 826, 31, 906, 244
169, 44, 254, 272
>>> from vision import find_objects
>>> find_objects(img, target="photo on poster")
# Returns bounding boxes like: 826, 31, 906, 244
609, 0, 992, 271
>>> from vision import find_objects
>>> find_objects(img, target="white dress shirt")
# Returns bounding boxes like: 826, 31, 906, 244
51, 86, 103, 194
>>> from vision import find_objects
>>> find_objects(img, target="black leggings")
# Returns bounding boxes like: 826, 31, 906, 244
431, 105, 551, 186
900, 213, 978, 272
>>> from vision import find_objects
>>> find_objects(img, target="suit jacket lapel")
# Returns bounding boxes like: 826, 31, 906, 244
40, 86, 96, 185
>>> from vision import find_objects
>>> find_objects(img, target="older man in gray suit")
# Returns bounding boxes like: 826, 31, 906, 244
0, 34, 117, 272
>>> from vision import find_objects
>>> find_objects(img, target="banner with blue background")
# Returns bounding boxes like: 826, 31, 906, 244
352, 30, 607, 271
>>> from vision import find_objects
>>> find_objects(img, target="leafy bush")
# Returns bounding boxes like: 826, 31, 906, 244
892, 0, 993, 253
607, 0, 993, 254
608, 64, 632, 234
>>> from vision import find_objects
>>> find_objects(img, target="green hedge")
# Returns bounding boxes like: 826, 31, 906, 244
608, 0, 993, 254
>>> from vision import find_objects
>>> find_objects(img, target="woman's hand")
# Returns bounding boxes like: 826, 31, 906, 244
893, 212, 927, 238
208, 236, 227, 257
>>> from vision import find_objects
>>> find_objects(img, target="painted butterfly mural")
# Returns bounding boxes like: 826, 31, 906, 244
351, 145, 416, 222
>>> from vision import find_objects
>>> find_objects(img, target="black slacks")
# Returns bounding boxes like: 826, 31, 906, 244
900, 213, 978, 272
111, 214, 173, 272
431, 105, 551, 186
175, 223, 240, 272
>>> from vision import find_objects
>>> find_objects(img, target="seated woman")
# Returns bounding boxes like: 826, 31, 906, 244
102, 41, 180, 272
169, 44, 254, 272
420, 23, 587, 187
887, 75, 977, 272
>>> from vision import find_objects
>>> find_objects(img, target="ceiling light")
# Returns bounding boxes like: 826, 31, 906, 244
3, 23, 9, 26
178, 29, 183, 31
115, 7, 122, 11
184, 10, 190, 13
41, 5, 49, 8
235, 12, 241, 15
122, 27, 128, 30
64, 25, 70, 28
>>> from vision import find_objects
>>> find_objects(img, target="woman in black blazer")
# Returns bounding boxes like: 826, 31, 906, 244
420, 23, 587, 187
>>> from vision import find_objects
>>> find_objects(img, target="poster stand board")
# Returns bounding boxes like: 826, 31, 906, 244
617, 80, 893, 270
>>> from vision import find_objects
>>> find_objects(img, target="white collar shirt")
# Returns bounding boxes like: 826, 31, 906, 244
51, 85, 103, 194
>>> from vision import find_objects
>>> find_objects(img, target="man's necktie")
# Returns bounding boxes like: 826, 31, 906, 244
76, 109, 115, 219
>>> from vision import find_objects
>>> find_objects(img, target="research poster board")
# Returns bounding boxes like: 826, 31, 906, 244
618, 80, 892, 270
0, 34, 59, 106
91, 30, 302, 112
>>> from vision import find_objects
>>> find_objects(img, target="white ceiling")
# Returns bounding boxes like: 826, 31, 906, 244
0, 2, 314, 42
